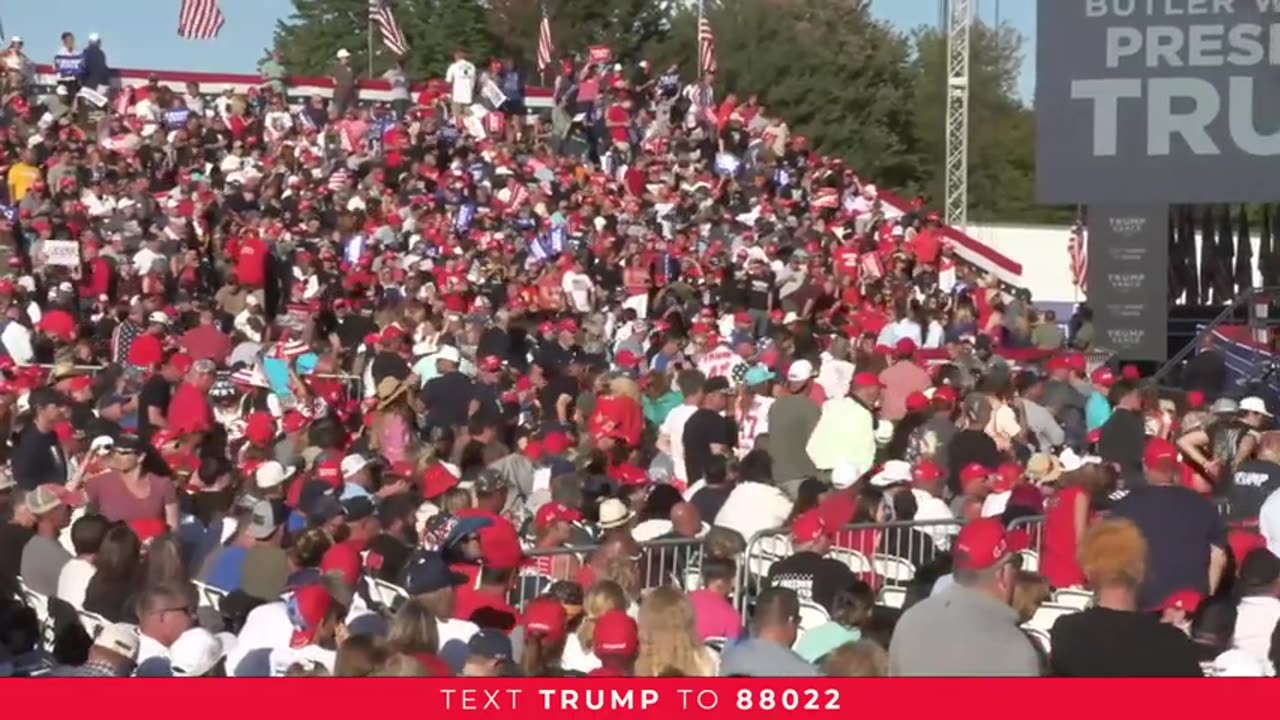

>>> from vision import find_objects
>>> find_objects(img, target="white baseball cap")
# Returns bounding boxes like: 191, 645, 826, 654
436, 345, 461, 364
169, 628, 236, 677
9, 36, 21, 44
870, 460, 913, 488
336, 48, 351, 59
88, 32, 101, 43
341, 454, 370, 479
1240, 396, 1272, 417
147, 311, 170, 325
786, 359, 815, 383
831, 461, 863, 490
254, 461, 295, 490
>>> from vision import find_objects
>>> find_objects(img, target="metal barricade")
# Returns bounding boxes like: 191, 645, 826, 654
514, 537, 706, 610
1007, 515, 1047, 573
738, 518, 965, 619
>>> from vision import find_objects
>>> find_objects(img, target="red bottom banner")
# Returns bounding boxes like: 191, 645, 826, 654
0, 679, 1270, 717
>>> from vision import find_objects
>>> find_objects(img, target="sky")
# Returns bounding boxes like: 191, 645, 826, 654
2, 0, 1037, 100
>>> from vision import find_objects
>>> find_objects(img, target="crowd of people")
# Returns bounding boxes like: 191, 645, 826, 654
0, 27, 1276, 679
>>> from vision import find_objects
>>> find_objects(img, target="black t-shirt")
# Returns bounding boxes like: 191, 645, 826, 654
470, 382, 503, 423
422, 371, 474, 430
1111, 485, 1227, 610
766, 551, 855, 613
681, 408, 736, 484
136, 374, 172, 442
945, 429, 1001, 495
336, 314, 376, 356
1098, 409, 1147, 485
371, 351, 411, 386
12, 425, 68, 490
538, 376, 579, 425
741, 270, 775, 311
1226, 459, 1280, 522
1049, 607, 1203, 677
690, 483, 733, 523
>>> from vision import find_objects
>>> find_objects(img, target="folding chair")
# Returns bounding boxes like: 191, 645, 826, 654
1052, 588, 1094, 611
872, 554, 917, 585
876, 585, 907, 609
191, 580, 229, 613
1017, 549, 1040, 572
1022, 602, 1078, 635
367, 577, 410, 612
829, 548, 873, 575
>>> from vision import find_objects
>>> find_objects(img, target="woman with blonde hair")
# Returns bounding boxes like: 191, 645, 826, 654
561, 581, 628, 674
385, 600, 451, 675
1048, 518, 1201, 677
823, 639, 889, 677
635, 586, 718, 677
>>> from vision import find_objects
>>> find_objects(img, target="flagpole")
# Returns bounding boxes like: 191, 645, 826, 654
367, 9, 374, 78
697, 0, 704, 74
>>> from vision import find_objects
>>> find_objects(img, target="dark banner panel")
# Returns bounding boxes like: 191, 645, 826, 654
1088, 207, 1169, 361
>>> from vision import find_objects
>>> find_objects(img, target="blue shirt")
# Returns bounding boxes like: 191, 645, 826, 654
1110, 485, 1226, 610
204, 546, 249, 591
1085, 391, 1112, 431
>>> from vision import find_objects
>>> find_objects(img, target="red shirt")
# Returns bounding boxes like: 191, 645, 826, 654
910, 229, 942, 265
1041, 485, 1088, 589
180, 324, 231, 365
168, 381, 214, 435
605, 104, 630, 143
588, 394, 644, 447
235, 235, 268, 288
453, 584, 522, 632
832, 247, 859, 279
79, 256, 112, 298
127, 333, 164, 367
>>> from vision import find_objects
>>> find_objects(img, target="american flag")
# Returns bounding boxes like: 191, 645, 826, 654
536, 5, 555, 76
698, 16, 718, 74
369, 0, 409, 57
1068, 220, 1088, 295
177, 0, 226, 40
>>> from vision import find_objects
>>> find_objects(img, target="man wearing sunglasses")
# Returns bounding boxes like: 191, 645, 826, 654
135, 580, 196, 676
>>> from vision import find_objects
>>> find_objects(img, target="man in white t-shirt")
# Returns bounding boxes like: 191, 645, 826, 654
445, 48, 476, 114
1231, 549, 1280, 666
660, 370, 706, 488
560, 257, 595, 313
57, 513, 106, 608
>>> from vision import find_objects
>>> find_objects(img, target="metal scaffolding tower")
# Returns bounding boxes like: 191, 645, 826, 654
944, 0, 973, 231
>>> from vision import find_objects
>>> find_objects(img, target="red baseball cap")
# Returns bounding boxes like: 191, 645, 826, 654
791, 510, 829, 544
1143, 437, 1179, 468
523, 597, 568, 644
543, 431, 572, 456
535, 501, 583, 530
992, 462, 1023, 493
953, 518, 1011, 571
905, 391, 930, 413
852, 372, 882, 389
1091, 367, 1116, 387
913, 460, 944, 485
475, 516, 525, 570
1185, 390, 1205, 410
288, 584, 335, 648
933, 386, 958, 405
733, 311, 751, 324
281, 411, 309, 434
615, 349, 640, 368
1158, 589, 1204, 614
960, 462, 991, 485
895, 338, 917, 356
478, 355, 503, 373
1121, 364, 1141, 381
1087, 428, 1102, 445
611, 464, 648, 487
422, 463, 459, 499
593, 609, 639, 658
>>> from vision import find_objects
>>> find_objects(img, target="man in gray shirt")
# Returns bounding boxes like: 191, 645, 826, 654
19, 483, 78, 597
889, 518, 1041, 676
720, 587, 819, 677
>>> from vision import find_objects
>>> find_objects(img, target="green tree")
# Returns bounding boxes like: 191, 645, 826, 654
652, 0, 923, 191
273, 0, 496, 79
910, 22, 1066, 223
488, 0, 673, 72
